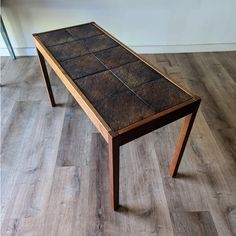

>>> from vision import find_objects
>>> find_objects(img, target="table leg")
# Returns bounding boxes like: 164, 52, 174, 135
169, 102, 200, 177
36, 49, 56, 107
108, 136, 120, 210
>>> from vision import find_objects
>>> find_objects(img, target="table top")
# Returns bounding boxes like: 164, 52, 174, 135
34, 22, 193, 132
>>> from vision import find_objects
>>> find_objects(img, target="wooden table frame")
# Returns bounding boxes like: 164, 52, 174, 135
33, 22, 201, 211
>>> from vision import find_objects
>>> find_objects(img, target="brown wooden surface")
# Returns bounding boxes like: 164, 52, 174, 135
169, 99, 200, 177
36, 49, 56, 107
33, 22, 193, 132
114, 98, 199, 145
2, 52, 236, 235
108, 136, 120, 210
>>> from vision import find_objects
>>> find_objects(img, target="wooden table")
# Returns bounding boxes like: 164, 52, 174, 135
33, 22, 201, 211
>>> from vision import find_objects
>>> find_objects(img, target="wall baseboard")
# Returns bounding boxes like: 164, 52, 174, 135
1, 43, 236, 56
0, 48, 37, 56
132, 43, 236, 54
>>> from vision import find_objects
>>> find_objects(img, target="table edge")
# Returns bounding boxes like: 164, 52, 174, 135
32, 21, 95, 36
110, 98, 201, 145
110, 97, 200, 136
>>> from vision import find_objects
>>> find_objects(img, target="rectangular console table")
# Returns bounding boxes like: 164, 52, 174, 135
33, 22, 200, 211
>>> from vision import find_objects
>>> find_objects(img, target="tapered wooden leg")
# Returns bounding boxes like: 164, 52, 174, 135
169, 102, 200, 177
36, 49, 56, 107
108, 136, 120, 211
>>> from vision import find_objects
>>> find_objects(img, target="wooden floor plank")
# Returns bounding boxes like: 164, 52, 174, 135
1, 52, 236, 235
143, 52, 236, 236
170, 211, 218, 236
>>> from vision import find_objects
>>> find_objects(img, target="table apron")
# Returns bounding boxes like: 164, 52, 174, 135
115, 100, 200, 146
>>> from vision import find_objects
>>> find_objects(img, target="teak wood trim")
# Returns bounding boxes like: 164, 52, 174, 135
108, 136, 120, 210
111, 98, 196, 137
33, 35, 112, 142
36, 49, 56, 107
169, 100, 200, 177
32, 22, 96, 37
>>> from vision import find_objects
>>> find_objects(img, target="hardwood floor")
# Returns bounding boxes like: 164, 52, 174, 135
1, 52, 236, 236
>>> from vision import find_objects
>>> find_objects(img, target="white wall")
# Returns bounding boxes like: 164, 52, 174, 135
1, 0, 236, 56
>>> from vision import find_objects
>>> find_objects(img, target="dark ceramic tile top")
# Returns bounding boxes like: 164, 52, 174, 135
133, 79, 192, 113
112, 60, 162, 88
95, 90, 155, 131
94, 46, 138, 69
83, 34, 118, 53
66, 24, 102, 39
38, 29, 74, 47
36, 22, 193, 131
48, 41, 89, 62
61, 54, 106, 80
74, 70, 126, 104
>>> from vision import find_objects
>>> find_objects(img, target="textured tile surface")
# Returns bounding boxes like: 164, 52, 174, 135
94, 46, 138, 69
38, 29, 74, 47
48, 41, 88, 61
66, 24, 102, 39
95, 90, 155, 131
83, 34, 118, 53
36, 22, 192, 131
61, 54, 106, 80
74, 70, 126, 104
134, 79, 192, 113
112, 60, 162, 88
